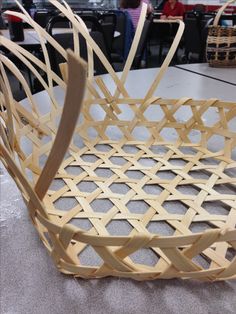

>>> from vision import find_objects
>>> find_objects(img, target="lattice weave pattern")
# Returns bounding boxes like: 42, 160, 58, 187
0, 0, 236, 281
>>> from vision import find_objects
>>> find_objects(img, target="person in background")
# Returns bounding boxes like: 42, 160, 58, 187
120, 0, 154, 29
161, 0, 185, 20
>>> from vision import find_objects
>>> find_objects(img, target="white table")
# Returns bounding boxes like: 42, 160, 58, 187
1, 28, 41, 46
100, 66, 236, 102
51, 28, 120, 38
1, 28, 120, 47
175, 63, 236, 86
1, 66, 236, 314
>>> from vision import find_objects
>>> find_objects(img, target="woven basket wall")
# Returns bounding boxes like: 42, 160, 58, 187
0, 0, 236, 281
207, 26, 236, 67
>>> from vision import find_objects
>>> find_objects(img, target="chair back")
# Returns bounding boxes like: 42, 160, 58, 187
34, 10, 52, 28
79, 15, 103, 32
111, 10, 127, 59
133, 18, 152, 69
100, 13, 117, 53
90, 31, 110, 74
184, 15, 202, 55
184, 12, 215, 62
200, 17, 214, 62
100, 12, 117, 25
77, 14, 111, 61
46, 15, 72, 33
0, 13, 6, 29
46, 15, 109, 76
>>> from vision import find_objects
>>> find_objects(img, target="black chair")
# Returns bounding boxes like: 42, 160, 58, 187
90, 31, 110, 74
99, 13, 117, 54
156, 21, 180, 64
133, 18, 152, 69
113, 19, 152, 71
184, 14, 202, 61
110, 10, 127, 62
79, 15, 103, 32
200, 17, 214, 62
183, 12, 214, 63
46, 16, 109, 76
46, 14, 73, 31
74, 10, 97, 18
0, 12, 6, 29
77, 14, 112, 60
34, 10, 52, 28
100, 12, 117, 25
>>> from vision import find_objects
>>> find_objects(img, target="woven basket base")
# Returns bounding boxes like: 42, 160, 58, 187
46, 139, 236, 279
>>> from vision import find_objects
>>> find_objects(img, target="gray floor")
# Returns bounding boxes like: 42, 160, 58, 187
1, 165, 236, 314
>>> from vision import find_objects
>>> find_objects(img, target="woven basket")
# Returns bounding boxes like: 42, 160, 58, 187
206, 0, 236, 67
0, 1, 236, 281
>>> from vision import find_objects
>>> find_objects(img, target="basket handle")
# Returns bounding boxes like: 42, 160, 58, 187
35, 51, 87, 200
145, 19, 185, 100
213, 0, 236, 26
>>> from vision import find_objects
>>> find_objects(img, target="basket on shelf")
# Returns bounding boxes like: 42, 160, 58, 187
0, 0, 235, 281
206, 0, 236, 67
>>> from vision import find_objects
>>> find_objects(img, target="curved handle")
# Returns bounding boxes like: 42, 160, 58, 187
35, 50, 87, 200
145, 20, 185, 100
213, 0, 236, 26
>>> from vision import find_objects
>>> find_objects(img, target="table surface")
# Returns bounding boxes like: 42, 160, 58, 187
1, 28, 120, 46
51, 28, 120, 38
1, 28, 41, 45
1, 65, 236, 314
175, 63, 236, 86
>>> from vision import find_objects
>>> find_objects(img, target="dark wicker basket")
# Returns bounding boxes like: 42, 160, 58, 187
206, 0, 236, 67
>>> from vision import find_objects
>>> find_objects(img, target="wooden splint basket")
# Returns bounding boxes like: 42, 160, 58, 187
0, 1, 236, 281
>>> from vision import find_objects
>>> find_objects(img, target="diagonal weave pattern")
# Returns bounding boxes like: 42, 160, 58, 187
0, 0, 236, 281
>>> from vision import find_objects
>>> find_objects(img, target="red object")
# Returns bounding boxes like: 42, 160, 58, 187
163, 1, 185, 17
7, 15, 22, 23
7, 13, 24, 42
